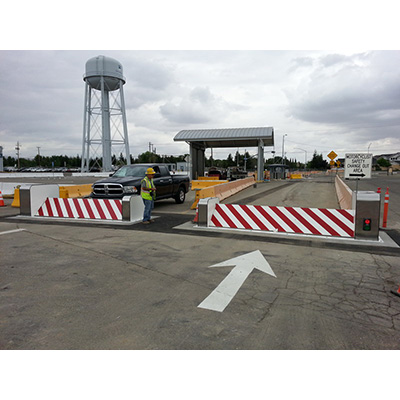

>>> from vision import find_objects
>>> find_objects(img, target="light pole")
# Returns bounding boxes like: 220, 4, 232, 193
282, 134, 287, 164
296, 148, 307, 170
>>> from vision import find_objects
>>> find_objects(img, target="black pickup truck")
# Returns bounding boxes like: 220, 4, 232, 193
91, 164, 190, 203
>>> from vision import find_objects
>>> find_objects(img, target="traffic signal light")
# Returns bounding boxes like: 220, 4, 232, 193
363, 218, 372, 231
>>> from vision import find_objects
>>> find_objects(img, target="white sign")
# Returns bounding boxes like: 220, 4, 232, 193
344, 153, 373, 179
198, 250, 276, 312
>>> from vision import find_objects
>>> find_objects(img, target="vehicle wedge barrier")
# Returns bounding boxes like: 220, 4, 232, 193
37, 198, 123, 220
210, 203, 355, 238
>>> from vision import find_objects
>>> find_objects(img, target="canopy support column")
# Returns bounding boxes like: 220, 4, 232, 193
257, 139, 264, 181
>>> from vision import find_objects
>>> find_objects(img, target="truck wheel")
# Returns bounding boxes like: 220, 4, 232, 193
175, 187, 186, 204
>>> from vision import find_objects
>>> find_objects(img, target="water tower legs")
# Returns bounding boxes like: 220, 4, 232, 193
81, 79, 130, 172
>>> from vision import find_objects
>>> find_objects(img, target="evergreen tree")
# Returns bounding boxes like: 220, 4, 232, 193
308, 151, 328, 170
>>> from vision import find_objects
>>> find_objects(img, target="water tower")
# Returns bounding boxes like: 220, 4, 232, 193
81, 55, 131, 172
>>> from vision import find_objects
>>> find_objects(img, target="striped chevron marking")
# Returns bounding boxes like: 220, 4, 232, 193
210, 204, 355, 238
36, 198, 122, 220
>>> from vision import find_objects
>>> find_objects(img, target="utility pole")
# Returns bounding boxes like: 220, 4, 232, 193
282, 134, 287, 164
37, 146, 41, 166
15, 141, 21, 169
296, 148, 307, 170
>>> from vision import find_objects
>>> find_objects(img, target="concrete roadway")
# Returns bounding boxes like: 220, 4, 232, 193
0, 174, 399, 349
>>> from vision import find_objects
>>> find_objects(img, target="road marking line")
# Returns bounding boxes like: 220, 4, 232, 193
0, 228, 26, 236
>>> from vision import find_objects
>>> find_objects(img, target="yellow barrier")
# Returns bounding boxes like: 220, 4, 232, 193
191, 180, 228, 190
290, 174, 303, 179
191, 176, 255, 209
11, 188, 20, 207
59, 184, 93, 198
198, 176, 219, 180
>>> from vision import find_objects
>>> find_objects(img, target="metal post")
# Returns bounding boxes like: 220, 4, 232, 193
101, 77, 112, 172
119, 82, 131, 165
86, 86, 92, 171
257, 139, 264, 181
81, 83, 89, 172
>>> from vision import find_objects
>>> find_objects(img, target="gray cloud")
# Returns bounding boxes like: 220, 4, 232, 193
159, 86, 233, 125
285, 51, 400, 133
0, 50, 399, 160
122, 55, 176, 109
288, 56, 314, 71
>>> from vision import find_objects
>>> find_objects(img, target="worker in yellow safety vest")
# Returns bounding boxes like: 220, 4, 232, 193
141, 168, 156, 224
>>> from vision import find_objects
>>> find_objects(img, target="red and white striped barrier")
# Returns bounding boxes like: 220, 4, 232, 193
36, 198, 122, 220
210, 204, 355, 238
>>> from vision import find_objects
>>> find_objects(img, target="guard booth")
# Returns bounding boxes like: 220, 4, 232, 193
174, 127, 274, 182
268, 164, 289, 180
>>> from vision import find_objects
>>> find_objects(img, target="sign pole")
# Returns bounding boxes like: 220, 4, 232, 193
355, 178, 359, 198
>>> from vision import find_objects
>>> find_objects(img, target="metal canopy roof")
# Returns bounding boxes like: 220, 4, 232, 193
174, 127, 274, 148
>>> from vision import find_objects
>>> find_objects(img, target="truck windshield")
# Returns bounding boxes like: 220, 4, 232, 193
113, 165, 148, 178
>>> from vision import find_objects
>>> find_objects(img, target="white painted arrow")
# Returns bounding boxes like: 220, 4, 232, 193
198, 250, 276, 312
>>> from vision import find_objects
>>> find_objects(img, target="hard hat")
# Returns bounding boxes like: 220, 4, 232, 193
146, 168, 156, 175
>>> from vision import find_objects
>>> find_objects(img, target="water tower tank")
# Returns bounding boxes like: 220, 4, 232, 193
83, 55, 125, 91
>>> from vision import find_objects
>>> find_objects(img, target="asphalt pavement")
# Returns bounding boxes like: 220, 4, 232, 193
1, 173, 399, 349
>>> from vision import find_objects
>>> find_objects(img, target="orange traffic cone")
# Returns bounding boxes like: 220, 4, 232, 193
193, 206, 199, 223
391, 285, 400, 298
0, 190, 5, 207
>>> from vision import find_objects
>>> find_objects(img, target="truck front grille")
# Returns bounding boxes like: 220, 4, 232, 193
93, 183, 124, 196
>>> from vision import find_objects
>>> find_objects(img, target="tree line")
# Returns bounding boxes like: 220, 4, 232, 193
2, 150, 332, 171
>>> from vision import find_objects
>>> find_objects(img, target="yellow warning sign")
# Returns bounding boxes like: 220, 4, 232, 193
330, 160, 335, 166
328, 151, 338, 160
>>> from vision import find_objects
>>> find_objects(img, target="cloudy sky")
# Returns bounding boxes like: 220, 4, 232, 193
1, 2, 399, 165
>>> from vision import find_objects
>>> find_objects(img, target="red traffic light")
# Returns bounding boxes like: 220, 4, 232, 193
363, 218, 372, 231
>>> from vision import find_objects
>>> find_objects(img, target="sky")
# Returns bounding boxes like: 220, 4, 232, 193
1, 1, 399, 167
2, 0, 399, 395
1, 49, 399, 165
